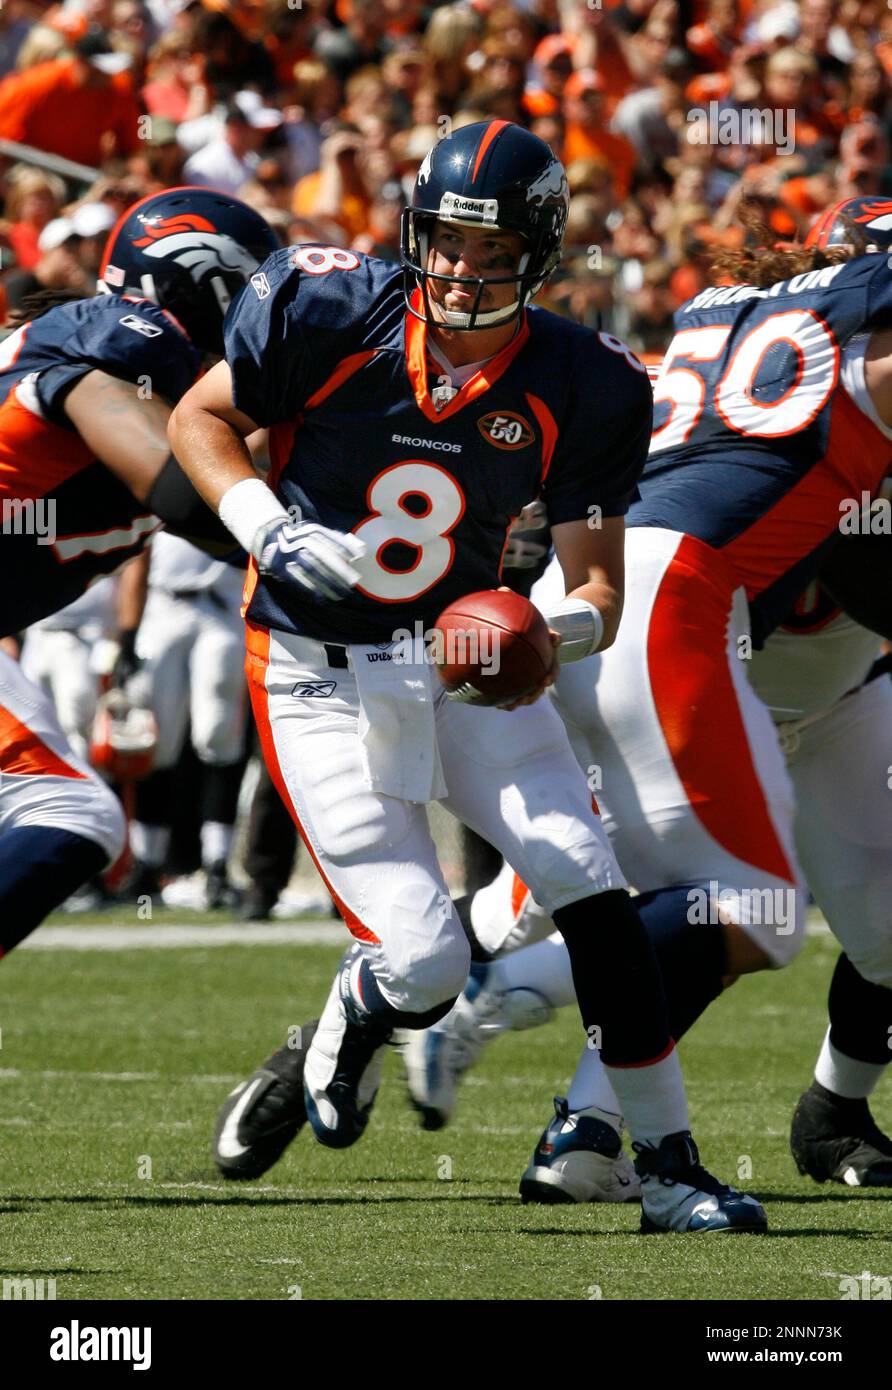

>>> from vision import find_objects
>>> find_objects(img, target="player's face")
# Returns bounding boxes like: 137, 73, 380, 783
426, 221, 526, 321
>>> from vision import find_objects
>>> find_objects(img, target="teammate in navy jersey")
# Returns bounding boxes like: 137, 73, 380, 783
0, 187, 278, 957
177, 121, 766, 1234
459, 198, 892, 1197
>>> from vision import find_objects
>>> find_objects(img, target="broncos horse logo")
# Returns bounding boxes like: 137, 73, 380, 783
134, 213, 259, 286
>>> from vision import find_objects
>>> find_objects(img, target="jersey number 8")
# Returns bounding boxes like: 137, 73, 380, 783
353, 461, 466, 602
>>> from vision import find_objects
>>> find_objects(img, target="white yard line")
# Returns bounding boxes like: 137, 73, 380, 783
19, 922, 346, 950
20, 912, 830, 951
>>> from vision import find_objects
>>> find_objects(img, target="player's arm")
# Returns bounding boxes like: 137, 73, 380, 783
550, 514, 625, 654
864, 327, 892, 432
62, 369, 237, 554
168, 360, 364, 602
113, 549, 150, 687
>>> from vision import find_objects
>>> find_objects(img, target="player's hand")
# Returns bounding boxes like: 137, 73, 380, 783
497, 628, 561, 709
256, 518, 365, 603
112, 628, 141, 688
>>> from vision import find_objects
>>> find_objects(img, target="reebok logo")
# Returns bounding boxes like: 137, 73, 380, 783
252, 272, 271, 299
292, 681, 337, 697
50, 1321, 151, 1371
119, 314, 163, 338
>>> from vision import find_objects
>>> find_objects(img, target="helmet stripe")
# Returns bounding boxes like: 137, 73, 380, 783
471, 119, 510, 183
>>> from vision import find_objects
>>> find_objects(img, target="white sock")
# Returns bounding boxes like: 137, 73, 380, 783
604, 1047, 690, 1146
129, 822, 169, 868
567, 1041, 622, 1117
814, 1028, 888, 1100
492, 933, 577, 1008
201, 821, 234, 869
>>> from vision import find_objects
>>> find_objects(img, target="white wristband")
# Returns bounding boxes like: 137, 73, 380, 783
544, 597, 604, 663
218, 477, 290, 560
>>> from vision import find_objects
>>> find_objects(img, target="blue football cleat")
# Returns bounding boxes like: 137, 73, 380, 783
520, 1097, 641, 1204
634, 1132, 768, 1233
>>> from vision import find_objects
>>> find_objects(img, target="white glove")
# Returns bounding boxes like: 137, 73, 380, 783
256, 518, 366, 603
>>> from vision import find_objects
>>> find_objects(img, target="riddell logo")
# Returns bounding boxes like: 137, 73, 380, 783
438, 192, 499, 224
477, 412, 534, 450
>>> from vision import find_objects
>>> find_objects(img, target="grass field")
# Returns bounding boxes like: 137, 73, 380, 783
2, 915, 892, 1302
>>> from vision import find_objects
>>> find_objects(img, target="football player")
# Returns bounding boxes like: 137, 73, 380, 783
177, 122, 765, 1234
124, 532, 248, 908
0, 187, 278, 957
408, 197, 892, 1194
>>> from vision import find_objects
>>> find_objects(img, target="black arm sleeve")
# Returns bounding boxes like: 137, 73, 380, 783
146, 455, 240, 554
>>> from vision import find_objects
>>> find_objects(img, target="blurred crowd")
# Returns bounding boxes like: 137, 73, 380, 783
0, 0, 889, 346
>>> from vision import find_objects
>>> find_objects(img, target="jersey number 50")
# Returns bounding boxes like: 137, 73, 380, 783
650, 310, 839, 452
353, 461, 466, 602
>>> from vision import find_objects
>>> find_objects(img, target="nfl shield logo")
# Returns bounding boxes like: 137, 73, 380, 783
252, 272, 271, 299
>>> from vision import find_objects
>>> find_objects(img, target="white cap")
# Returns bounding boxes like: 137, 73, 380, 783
38, 217, 76, 252
248, 107, 283, 130
233, 90, 282, 130
71, 202, 116, 238
756, 2, 800, 43
90, 51, 133, 75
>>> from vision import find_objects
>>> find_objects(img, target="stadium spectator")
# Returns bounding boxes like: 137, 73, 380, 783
292, 124, 371, 241
183, 98, 281, 193
1, 165, 66, 272
0, 28, 141, 169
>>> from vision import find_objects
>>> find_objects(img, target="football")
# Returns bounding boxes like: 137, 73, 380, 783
432, 588, 555, 705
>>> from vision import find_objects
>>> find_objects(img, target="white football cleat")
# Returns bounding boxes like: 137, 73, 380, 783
402, 961, 552, 1130
519, 1097, 641, 1204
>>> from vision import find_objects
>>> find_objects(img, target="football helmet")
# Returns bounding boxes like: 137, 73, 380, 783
90, 690, 157, 783
98, 187, 279, 354
401, 120, 569, 330
804, 196, 892, 255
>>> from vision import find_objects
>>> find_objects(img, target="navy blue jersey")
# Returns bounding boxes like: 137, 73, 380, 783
633, 254, 892, 645
226, 246, 651, 643
0, 295, 200, 636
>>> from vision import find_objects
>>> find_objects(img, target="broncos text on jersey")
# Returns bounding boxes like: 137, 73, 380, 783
0, 295, 200, 637
635, 255, 892, 645
225, 245, 653, 645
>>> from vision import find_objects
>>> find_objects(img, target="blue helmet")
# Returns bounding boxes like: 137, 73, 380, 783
401, 120, 569, 330
98, 186, 279, 354
804, 196, 892, 255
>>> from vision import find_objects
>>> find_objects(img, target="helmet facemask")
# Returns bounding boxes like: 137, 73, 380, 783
401, 208, 556, 331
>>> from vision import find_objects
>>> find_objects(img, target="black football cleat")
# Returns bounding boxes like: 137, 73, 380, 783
213, 1022, 318, 1180
790, 1080, 892, 1187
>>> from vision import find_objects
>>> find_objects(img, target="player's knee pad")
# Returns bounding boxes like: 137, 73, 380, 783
375, 877, 472, 1014
848, 940, 892, 990
303, 779, 419, 868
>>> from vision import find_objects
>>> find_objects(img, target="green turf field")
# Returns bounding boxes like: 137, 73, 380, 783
2, 920, 891, 1301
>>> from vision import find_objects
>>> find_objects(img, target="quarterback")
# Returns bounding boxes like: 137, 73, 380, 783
175, 122, 765, 1234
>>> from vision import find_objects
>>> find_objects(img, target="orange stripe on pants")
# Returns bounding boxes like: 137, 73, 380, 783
245, 623, 380, 945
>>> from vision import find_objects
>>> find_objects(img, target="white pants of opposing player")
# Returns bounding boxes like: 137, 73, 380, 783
20, 627, 100, 762
246, 623, 625, 1014
129, 589, 247, 769
0, 649, 126, 862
